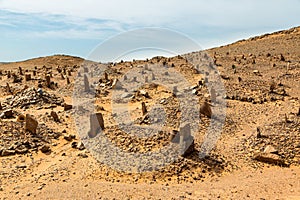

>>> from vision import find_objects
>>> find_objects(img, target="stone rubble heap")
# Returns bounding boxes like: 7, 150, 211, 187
4, 87, 64, 108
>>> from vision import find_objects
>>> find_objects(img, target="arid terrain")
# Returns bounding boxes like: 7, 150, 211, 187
0, 27, 299, 199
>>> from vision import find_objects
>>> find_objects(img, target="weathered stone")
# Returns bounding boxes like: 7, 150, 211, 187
66, 77, 70, 84
25, 73, 31, 81
88, 113, 104, 138
17, 114, 26, 122
179, 123, 194, 157
64, 134, 76, 142
104, 72, 108, 80
64, 103, 73, 111
2, 109, 13, 118
40, 145, 51, 153
45, 75, 51, 88
50, 111, 59, 122
84, 74, 90, 92
263, 145, 278, 154
78, 153, 88, 158
139, 90, 149, 98
112, 79, 123, 89
254, 152, 287, 166
19, 66, 23, 75
1, 149, 15, 156
210, 87, 216, 102
6, 83, 11, 93
142, 102, 147, 115
25, 114, 38, 134
0, 102, 2, 110
77, 141, 85, 150
200, 101, 212, 118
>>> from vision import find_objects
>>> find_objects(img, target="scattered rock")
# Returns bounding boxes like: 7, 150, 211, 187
78, 153, 88, 158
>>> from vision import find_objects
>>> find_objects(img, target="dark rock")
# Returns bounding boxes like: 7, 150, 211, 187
71, 141, 77, 149
200, 101, 212, 118
1, 109, 13, 118
64, 103, 73, 111
25, 114, 38, 134
40, 145, 51, 153
50, 111, 59, 122
77, 141, 85, 150
1, 149, 15, 156
78, 153, 88, 158
64, 134, 76, 141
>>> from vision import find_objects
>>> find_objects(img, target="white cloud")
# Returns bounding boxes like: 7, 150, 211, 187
1, 0, 300, 28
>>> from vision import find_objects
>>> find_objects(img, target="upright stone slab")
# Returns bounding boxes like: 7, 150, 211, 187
19, 66, 23, 75
142, 102, 147, 115
6, 83, 11, 93
25, 114, 38, 134
104, 72, 108, 80
179, 123, 194, 157
25, 73, 31, 81
84, 74, 90, 92
200, 101, 212, 118
112, 79, 123, 90
210, 87, 216, 102
88, 113, 105, 138
45, 75, 51, 88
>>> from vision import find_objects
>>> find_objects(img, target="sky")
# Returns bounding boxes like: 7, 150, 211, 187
0, 0, 300, 62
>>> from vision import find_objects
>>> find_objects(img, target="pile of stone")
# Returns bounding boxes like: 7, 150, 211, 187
240, 112, 300, 166
0, 119, 61, 157
4, 87, 64, 108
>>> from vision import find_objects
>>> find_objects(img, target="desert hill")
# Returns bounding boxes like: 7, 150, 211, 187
0, 27, 299, 199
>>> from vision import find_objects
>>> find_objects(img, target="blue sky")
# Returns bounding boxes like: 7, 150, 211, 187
0, 0, 300, 62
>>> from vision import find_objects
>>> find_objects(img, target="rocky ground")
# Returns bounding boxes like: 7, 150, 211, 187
0, 27, 299, 199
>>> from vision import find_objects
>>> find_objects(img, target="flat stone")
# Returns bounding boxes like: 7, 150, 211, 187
263, 145, 278, 154
1, 149, 15, 156
3, 109, 13, 118
254, 152, 287, 166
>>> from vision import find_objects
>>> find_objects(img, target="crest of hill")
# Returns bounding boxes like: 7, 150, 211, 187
207, 26, 300, 57
0, 55, 85, 70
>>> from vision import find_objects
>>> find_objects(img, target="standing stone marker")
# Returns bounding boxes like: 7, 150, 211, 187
88, 113, 105, 138
84, 74, 90, 92
142, 102, 147, 115
25, 114, 38, 134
